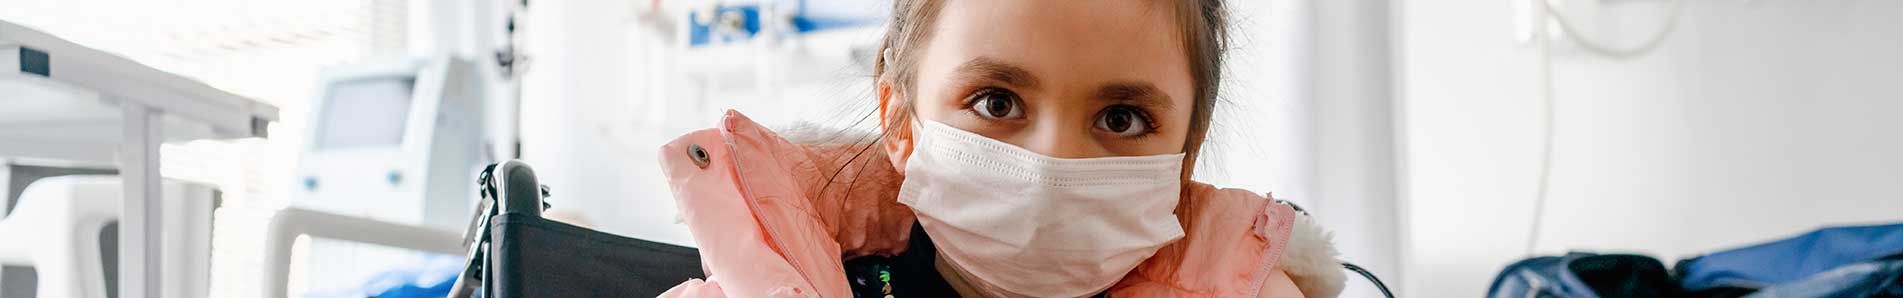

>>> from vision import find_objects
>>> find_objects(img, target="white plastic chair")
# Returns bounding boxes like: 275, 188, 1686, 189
0, 176, 214, 298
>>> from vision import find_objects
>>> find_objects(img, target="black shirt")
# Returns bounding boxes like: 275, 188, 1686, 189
844, 223, 960, 298
843, 224, 1116, 298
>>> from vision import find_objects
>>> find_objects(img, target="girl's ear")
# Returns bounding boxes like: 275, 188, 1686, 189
878, 77, 914, 174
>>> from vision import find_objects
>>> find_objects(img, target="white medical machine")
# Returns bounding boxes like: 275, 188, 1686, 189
292, 56, 489, 292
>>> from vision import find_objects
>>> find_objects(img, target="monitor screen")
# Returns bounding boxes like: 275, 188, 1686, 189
315, 76, 414, 150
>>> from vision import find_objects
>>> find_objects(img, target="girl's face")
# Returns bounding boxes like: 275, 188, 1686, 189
887, 0, 1197, 163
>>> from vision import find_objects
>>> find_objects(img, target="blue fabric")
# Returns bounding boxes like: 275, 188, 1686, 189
364, 255, 463, 298
1488, 253, 1607, 298
1740, 260, 1903, 298
1679, 223, 1903, 291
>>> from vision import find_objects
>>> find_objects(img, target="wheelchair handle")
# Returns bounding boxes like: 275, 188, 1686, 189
452, 160, 548, 298
489, 160, 544, 217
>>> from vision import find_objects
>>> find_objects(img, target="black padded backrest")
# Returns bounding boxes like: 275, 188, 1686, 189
486, 214, 705, 297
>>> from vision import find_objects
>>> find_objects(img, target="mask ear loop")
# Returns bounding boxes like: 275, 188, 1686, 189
880, 48, 908, 107
882, 48, 898, 71
879, 48, 921, 140
866, 47, 921, 174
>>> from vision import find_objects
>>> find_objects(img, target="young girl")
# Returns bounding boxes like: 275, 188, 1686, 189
657, 0, 1344, 296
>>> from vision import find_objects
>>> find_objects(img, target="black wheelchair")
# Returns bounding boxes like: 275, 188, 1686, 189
447, 160, 705, 297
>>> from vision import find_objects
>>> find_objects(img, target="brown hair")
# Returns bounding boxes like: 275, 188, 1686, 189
871, 0, 1230, 178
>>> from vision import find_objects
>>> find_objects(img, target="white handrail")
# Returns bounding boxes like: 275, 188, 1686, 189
260, 207, 463, 298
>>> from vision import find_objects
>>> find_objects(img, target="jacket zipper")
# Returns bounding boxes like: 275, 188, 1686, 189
1247, 202, 1292, 298
723, 133, 827, 296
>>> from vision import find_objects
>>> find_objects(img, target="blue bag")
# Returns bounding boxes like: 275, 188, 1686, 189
1677, 223, 1903, 292
1488, 253, 1678, 298
1738, 260, 1903, 298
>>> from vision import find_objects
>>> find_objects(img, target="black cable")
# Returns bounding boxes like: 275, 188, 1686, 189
1343, 262, 1394, 298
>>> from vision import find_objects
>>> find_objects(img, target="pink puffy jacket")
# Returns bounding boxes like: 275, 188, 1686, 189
656, 111, 1343, 297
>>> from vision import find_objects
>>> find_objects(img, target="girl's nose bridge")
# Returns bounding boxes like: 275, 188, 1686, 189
1021, 116, 1098, 159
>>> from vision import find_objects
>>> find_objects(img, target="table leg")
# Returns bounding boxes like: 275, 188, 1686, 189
119, 104, 161, 298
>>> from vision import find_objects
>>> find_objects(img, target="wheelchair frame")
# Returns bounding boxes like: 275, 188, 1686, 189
448, 160, 706, 297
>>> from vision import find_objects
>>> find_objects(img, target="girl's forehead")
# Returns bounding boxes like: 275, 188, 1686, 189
923, 0, 1196, 104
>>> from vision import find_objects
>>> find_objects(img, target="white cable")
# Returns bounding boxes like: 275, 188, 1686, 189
1523, 0, 1681, 255
1525, 0, 1559, 256
1543, 0, 1686, 59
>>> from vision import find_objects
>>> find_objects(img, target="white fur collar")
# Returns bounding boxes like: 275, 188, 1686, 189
1280, 212, 1348, 297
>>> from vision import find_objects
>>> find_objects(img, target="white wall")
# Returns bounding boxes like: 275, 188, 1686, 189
521, 0, 883, 246
1399, 1, 1903, 297
1158, 2, 1409, 296
521, 0, 692, 244
1284, 0, 1407, 296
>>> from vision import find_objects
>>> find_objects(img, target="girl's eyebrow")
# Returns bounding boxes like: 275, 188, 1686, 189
954, 57, 1041, 89
952, 57, 1172, 111
1098, 82, 1174, 111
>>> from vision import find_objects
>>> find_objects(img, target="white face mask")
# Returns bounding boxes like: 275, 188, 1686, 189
897, 119, 1187, 298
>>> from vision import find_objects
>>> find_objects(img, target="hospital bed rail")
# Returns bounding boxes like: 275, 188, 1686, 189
260, 207, 464, 298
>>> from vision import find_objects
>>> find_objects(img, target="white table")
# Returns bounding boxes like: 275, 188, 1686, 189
2, 20, 277, 298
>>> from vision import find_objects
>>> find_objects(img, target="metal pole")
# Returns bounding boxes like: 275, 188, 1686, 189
119, 103, 162, 298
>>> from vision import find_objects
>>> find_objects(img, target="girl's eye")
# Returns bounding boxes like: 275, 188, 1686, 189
967, 89, 1025, 120
1095, 105, 1152, 137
